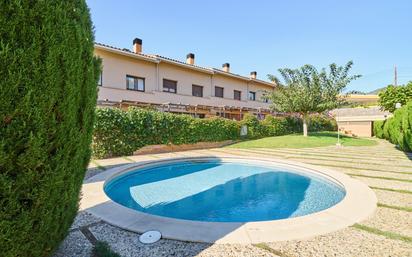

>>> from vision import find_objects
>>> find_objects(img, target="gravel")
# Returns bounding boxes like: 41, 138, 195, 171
375, 189, 412, 208
70, 211, 101, 230
355, 177, 412, 191
53, 230, 93, 257
89, 222, 277, 257
267, 227, 412, 257
360, 207, 412, 237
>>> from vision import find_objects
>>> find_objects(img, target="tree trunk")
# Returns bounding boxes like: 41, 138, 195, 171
303, 115, 308, 137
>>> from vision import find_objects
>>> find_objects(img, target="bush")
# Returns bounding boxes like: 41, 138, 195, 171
373, 101, 412, 151
93, 108, 240, 158
378, 82, 412, 112
261, 116, 289, 136
240, 114, 268, 138
0, 1, 100, 256
93, 241, 121, 257
309, 114, 337, 132
373, 120, 385, 138
93, 108, 339, 159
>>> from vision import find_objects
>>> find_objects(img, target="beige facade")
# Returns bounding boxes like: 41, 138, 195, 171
95, 39, 275, 119
346, 94, 379, 105
332, 107, 392, 137
337, 120, 373, 137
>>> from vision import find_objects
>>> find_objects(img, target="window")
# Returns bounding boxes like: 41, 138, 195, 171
248, 91, 256, 101
126, 75, 144, 91
215, 86, 224, 98
98, 72, 103, 86
192, 85, 203, 97
234, 90, 241, 101
163, 79, 177, 93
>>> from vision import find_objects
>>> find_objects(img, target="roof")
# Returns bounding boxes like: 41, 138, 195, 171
331, 107, 392, 121
94, 42, 276, 88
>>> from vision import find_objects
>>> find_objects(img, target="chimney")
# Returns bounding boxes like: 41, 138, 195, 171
250, 71, 257, 79
222, 63, 230, 72
133, 38, 142, 53
186, 53, 195, 65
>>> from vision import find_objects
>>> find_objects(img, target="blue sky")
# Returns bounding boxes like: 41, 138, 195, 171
87, 0, 412, 92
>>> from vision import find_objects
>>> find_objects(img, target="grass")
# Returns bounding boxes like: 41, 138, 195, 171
90, 160, 107, 170
93, 241, 121, 257
123, 156, 135, 162
227, 132, 377, 149
352, 223, 412, 244
253, 243, 293, 257
378, 203, 412, 212
347, 173, 412, 183
370, 186, 412, 195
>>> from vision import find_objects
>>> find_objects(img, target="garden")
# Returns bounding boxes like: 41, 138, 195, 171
1, 1, 411, 257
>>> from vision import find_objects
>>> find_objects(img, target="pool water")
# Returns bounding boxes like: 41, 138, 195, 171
104, 160, 345, 222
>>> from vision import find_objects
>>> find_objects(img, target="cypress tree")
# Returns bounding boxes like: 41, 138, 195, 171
0, 1, 101, 256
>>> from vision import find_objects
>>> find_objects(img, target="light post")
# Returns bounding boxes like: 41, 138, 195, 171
335, 111, 342, 147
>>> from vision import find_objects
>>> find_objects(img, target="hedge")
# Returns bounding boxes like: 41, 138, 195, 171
0, 1, 100, 256
93, 108, 337, 158
373, 101, 412, 152
93, 107, 240, 158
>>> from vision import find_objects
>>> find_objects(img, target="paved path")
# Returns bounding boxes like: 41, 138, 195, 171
54, 139, 412, 257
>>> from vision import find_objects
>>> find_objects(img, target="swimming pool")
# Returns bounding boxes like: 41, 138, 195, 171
104, 159, 345, 222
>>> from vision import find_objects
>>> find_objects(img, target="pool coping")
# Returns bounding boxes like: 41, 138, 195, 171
81, 154, 377, 244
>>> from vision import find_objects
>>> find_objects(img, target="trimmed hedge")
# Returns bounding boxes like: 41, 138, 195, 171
0, 1, 100, 256
373, 101, 412, 152
93, 108, 337, 158
93, 107, 240, 158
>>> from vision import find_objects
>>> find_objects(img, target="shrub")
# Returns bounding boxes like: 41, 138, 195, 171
378, 82, 412, 112
261, 116, 289, 136
93, 108, 240, 158
93, 241, 121, 257
309, 114, 337, 132
373, 120, 385, 138
0, 1, 100, 257
240, 114, 268, 138
387, 108, 405, 144
93, 108, 339, 159
373, 101, 412, 152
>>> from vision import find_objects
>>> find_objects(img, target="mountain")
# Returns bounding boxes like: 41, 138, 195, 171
367, 87, 387, 95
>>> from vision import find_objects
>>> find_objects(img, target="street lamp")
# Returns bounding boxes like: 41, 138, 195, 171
395, 103, 402, 109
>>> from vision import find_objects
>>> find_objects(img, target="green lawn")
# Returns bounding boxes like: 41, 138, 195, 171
227, 132, 377, 149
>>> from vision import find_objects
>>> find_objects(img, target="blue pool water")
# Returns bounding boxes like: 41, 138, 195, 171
104, 160, 345, 222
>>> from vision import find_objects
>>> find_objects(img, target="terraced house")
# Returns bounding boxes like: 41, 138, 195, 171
95, 38, 276, 120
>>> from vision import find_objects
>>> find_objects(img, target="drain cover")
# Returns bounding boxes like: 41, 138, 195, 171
139, 230, 161, 244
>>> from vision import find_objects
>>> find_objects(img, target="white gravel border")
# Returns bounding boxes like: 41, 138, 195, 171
80, 155, 377, 244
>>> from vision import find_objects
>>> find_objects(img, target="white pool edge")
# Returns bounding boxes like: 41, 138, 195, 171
81, 155, 377, 244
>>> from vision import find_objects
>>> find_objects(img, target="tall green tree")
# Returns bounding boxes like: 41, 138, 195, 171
0, 1, 101, 256
267, 61, 360, 136
378, 82, 412, 112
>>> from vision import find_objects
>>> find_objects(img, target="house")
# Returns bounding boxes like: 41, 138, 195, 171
94, 38, 276, 120
331, 107, 391, 137
346, 94, 379, 106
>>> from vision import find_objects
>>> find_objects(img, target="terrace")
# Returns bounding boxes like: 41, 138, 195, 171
54, 138, 412, 257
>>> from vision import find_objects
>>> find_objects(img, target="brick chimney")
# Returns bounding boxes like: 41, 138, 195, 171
222, 63, 230, 72
250, 71, 257, 79
186, 53, 195, 65
133, 38, 142, 53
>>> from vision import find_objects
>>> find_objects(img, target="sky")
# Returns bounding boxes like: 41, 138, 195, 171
86, 0, 412, 92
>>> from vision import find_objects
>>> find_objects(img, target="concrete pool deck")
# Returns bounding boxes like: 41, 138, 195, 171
81, 156, 376, 244
54, 139, 412, 257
